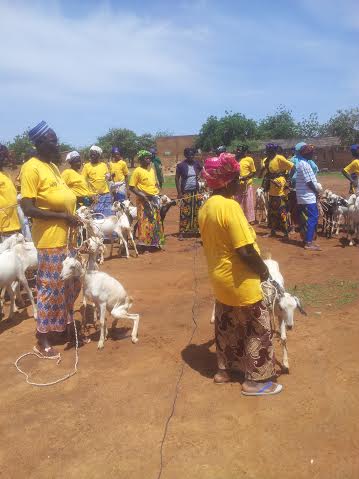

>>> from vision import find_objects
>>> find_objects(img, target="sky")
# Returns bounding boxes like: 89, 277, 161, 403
0, 0, 358, 147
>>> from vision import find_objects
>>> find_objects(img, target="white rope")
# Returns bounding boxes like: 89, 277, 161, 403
14, 319, 79, 387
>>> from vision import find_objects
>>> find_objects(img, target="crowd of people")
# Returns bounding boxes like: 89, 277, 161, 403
0, 120, 358, 393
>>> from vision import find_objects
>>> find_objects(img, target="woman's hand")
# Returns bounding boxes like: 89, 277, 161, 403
64, 213, 82, 227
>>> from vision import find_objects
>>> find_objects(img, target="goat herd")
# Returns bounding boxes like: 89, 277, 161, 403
255, 186, 359, 246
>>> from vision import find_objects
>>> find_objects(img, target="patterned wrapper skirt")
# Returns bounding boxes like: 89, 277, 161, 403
235, 184, 255, 223
36, 247, 81, 334
93, 193, 113, 217
215, 300, 275, 381
287, 190, 299, 226
179, 191, 201, 235
268, 195, 289, 235
136, 198, 165, 248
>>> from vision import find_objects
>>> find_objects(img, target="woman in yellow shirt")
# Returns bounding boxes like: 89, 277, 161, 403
342, 144, 359, 194
62, 151, 93, 207
259, 143, 293, 240
109, 146, 129, 201
234, 145, 256, 223
21, 121, 83, 358
199, 153, 281, 396
129, 150, 164, 251
82, 145, 112, 216
0, 144, 21, 237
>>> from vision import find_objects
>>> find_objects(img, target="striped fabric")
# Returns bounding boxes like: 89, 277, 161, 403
296, 159, 317, 205
28, 121, 50, 143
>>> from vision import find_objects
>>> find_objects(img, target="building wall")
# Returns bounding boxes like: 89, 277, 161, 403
156, 135, 198, 173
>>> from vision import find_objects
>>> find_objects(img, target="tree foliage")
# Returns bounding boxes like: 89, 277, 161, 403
257, 106, 298, 139
297, 113, 323, 138
322, 108, 359, 145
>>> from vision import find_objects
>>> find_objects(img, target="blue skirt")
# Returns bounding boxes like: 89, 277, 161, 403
93, 193, 113, 217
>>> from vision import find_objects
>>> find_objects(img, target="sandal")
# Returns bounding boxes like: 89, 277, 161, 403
242, 381, 283, 396
33, 344, 60, 359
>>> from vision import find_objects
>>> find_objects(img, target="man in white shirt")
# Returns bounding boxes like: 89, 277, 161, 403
295, 144, 321, 251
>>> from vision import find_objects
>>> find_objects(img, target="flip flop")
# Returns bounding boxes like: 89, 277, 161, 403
242, 381, 283, 396
33, 345, 60, 360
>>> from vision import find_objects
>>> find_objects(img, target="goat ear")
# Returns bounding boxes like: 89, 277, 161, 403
294, 296, 307, 316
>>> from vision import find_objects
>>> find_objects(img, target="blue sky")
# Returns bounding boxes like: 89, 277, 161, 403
0, 0, 358, 147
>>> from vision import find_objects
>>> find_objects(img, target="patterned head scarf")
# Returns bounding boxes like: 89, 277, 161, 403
66, 150, 80, 163
299, 144, 315, 156
202, 153, 240, 190
265, 143, 278, 152
111, 146, 121, 154
137, 150, 152, 160
28, 121, 51, 143
149, 148, 157, 155
216, 145, 227, 155
236, 144, 249, 153
90, 145, 103, 155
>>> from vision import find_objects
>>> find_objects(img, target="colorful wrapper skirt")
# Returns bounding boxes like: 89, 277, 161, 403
268, 195, 289, 235
136, 198, 165, 248
235, 184, 255, 223
36, 247, 81, 334
215, 300, 275, 381
93, 193, 113, 217
179, 190, 201, 235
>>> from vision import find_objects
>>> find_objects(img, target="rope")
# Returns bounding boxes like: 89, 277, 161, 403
156, 241, 200, 479
14, 319, 79, 387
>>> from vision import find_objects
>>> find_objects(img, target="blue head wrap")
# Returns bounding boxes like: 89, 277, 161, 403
28, 120, 51, 143
149, 148, 157, 154
265, 143, 277, 151
112, 146, 121, 154
295, 142, 307, 152
350, 144, 359, 152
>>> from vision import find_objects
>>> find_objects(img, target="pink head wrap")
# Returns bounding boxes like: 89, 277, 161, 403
201, 153, 240, 190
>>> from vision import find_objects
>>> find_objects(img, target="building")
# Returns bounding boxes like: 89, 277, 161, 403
156, 135, 198, 173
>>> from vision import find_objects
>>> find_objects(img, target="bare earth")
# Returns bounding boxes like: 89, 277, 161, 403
0, 176, 358, 479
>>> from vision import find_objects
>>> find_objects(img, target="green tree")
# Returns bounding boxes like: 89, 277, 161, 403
322, 108, 359, 145
258, 106, 298, 139
196, 113, 258, 151
297, 113, 323, 138
97, 128, 138, 159
7, 131, 33, 159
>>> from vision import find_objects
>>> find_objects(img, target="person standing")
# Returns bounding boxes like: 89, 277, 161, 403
296, 144, 321, 251
82, 145, 112, 216
342, 144, 359, 194
0, 144, 21, 238
150, 148, 164, 190
260, 143, 293, 240
175, 147, 202, 240
109, 146, 129, 201
234, 145, 256, 224
129, 150, 164, 251
61, 151, 93, 207
20, 121, 82, 357
199, 153, 282, 396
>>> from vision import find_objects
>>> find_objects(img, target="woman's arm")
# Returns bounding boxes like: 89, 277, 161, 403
21, 198, 80, 226
128, 186, 151, 202
175, 171, 182, 198
236, 244, 269, 281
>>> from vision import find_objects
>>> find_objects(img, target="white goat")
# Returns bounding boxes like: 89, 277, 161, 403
0, 249, 37, 320
210, 257, 306, 373
262, 258, 306, 373
255, 187, 268, 224
60, 250, 140, 349
346, 194, 359, 246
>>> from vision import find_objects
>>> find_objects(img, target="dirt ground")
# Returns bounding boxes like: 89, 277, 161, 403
0, 176, 358, 479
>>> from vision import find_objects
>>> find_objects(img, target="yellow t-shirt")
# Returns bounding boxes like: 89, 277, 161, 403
344, 159, 359, 175
0, 171, 20, 233
110, 160, 129, 182
129, 167, 159, 196
198, 195, 263, 307
239, 156, 256, 186
82, 162, 109, 194
61, 168, 92, 198
262, 154, 293, 196
20, 157, 76, 249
